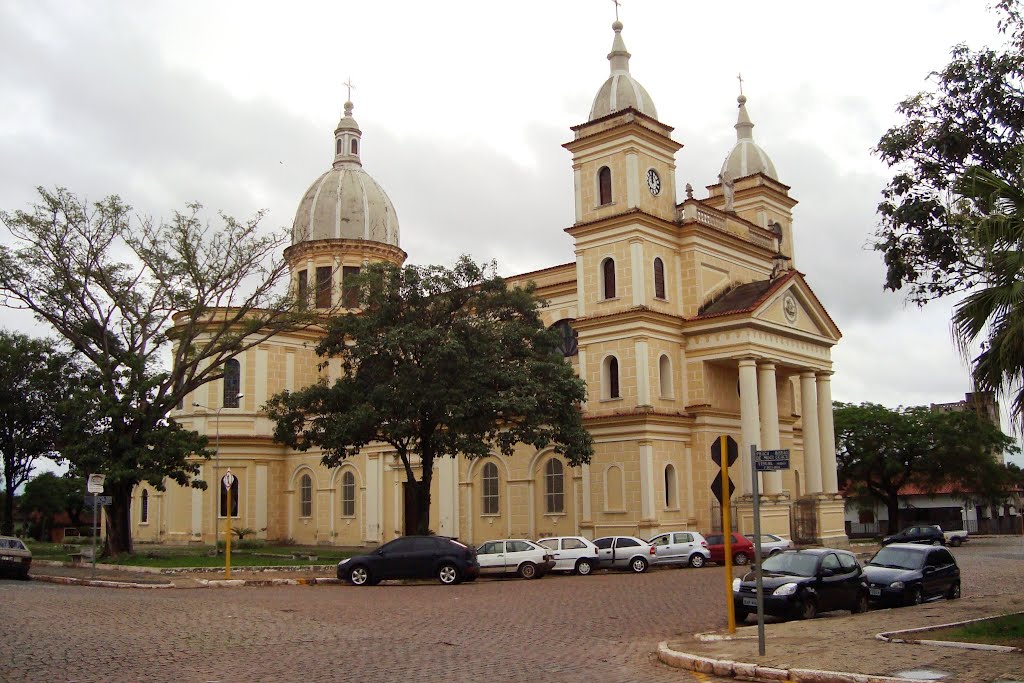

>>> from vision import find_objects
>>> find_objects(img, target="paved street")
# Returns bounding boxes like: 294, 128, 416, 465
1, 539, 1019, 683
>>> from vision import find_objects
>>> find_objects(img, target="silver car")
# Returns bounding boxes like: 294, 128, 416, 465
536, 535, 600, 575
593, 535, 656, 573
648, 531, 711, 568
745, 533, 794, 556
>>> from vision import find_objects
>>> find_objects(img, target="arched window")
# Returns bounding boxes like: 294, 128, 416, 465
606, 465, 623, 510
223, 359, 240, 408
544, 459, 564, 513
300, 473, 312, 518
350, 139, 358, 155
654, 257, 666, 299
603, 356, 620, 399
140, 490, 149, 523
336, 139, 342, 155
598, 166, 612, 205
342, 471, 356, 517
601, 258, 616, 299
659, 354, 672, 398
219, 476, 239, 517
551, 319, 578, 357
482, 462, 499, 514
665, 464, 678, 508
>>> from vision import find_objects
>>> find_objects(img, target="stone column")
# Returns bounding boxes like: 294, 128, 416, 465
630, 238, 645, 306
817, 371, 839, 494
800, 371, 823, 494
635, 338, 650, 406
758, 361, 783, 495
738, 358, 761, 496
639, 441, 655, 520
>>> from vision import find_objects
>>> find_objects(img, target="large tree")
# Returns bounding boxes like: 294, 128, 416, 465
267, 257, 593, 535
0, 331, 79, 535
834, 401, 1017, 533
874, 0, 1024, 303
0, 187, 314, 554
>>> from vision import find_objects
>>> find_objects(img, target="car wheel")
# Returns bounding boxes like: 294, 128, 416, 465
518, 562, 538, 580
852, 592, 869, 614
906, 586, 923, 606
769, 548, 782, 556
734, 552, 749, 566
348, 566, 371, 586
947, 582, 961, 600
796, 597, 818, 620
438, 563, 461, 585
930, 540, 942, 546
949, 538, 962, 547
735, 609, 749, 623
688, 553, 706, 569
629, 557, 649, 573
575, 559, 594, 576
18, 569, 30, 581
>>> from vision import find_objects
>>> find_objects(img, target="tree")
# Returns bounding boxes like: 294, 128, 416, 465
0, 331, 79, 535
833, 401, 1017, 533
874, 1, 1024, 303
0, 187, 314, 554
19, 472, 86, 541
267, 257, 593, 535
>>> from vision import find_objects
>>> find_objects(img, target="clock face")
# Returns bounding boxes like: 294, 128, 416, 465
646, 168, 661, 196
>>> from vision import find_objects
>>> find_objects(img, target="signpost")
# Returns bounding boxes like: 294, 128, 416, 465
222, 470, 235, 579
749, 447, 791, 656
86, 474, 106, 575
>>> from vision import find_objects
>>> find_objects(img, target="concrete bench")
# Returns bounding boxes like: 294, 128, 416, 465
68, 551, 95, 565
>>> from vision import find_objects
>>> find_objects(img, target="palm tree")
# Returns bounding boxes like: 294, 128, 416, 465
952, 162, 1024, 423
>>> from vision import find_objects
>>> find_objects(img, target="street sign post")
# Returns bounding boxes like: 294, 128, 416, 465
749, 447, 790, 655
85, 474, 106, 576
87, 474, 105, 494
754, 449, 791, 472
222, 470, 235, 579
84, 495, 112, 507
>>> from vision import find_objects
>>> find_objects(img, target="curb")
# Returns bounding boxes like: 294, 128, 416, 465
876, 610, 1024, 653
657, 641, 922, 683
32, 574, 342, 589
33, 575, 175, 589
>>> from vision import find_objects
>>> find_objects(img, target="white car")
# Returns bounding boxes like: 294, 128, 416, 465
745, 533, 794, 556
476, 539, 554, 579
648, 531, 711, 568
536, 535, 601, 575
593, 535, 657, 573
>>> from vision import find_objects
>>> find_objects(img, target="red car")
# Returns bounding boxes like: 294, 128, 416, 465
704, 532, 754, 565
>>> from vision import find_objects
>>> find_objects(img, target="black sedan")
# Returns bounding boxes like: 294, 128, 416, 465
733, 548, 869, 621
337, 535, 480, 586
881, 524, 945, 546
863, 543, 960, 606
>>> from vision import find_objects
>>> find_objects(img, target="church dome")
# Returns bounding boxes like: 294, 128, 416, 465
291, 101, 400, 247
720, 94, 777, 181
589, 20, 658, 121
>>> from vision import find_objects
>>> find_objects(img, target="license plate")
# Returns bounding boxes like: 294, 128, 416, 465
742, 597, 757, 607
869, 588, 881, 597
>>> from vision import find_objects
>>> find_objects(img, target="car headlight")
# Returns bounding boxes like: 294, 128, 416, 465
889, 581, 904, 589
773, 582, 799, 596
338, 558, 351, 567
732, 578, 742, 592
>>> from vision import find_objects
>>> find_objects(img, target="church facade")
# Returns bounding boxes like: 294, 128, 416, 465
131, 20, 847, 549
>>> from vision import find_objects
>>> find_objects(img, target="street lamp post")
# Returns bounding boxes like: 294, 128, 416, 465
193, 393, 244, 553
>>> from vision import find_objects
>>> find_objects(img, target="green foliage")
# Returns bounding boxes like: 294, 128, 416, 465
19, 472, 86, 541
268, 256, 593, 534
834, 401, 1018, 533
874, 1, 1024, 302
0, 187, 315, 554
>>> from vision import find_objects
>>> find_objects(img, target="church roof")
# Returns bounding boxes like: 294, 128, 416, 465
720, 94, 777, 181
589, 20, 658, 122
696, 272, 796, 319
291, 100, 400, 247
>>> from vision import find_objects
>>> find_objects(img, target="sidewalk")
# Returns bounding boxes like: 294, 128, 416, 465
659, 593, 1024, 683
30, 559, 339, 588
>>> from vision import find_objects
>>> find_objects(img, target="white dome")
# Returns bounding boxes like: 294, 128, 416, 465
589, 21, 658, 121
720, 95, 777, 180
291, 101, 400, 247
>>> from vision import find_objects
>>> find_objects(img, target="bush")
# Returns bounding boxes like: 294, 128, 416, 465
236, 539, 267, 550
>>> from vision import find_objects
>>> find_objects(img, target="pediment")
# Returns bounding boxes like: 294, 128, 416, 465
754, 275, 840, 341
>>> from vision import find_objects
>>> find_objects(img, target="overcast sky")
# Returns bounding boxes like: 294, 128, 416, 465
2, 1, 1020, 463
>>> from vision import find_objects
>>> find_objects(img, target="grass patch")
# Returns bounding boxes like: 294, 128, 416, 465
924, 613, 1024, 649
26, 541, 356, 567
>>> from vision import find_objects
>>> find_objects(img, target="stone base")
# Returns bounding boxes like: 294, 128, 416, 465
734, 495, 793, 539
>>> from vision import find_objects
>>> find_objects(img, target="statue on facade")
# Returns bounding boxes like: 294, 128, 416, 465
719, 170, 735, 213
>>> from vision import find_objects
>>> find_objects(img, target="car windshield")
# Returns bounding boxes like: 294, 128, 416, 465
868, 547, 924, 570
760, 552, 818, 577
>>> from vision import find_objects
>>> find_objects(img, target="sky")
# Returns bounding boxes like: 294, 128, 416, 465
1, 0, 1021, 465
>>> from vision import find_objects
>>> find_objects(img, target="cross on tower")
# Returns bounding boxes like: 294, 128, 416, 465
612, 0, 620, 21
737, 72, 744, 96
344, 77, 356, 101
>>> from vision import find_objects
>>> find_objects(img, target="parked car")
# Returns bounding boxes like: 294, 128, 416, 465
733, 548, 869, 621
704, 532, 755, 565
881, 524, 945, 546
863, 543, 961, 606
745, 533, 794, 557
536, 535, 601, 575
648, 531, 711, 568
0, 536, 31, 580
476, 539, 555, 579
943, 529, 969, 547
337, 535, 479, 586
593, 535, 656, 573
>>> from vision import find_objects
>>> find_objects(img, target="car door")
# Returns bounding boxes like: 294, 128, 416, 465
594, 537, 614, 567
816, 552, 845, 612
836, 552, 863, 610
650, 534, 675, 563
505, 540, 536, 572
923, 548, 955, 598
613, 537, 641, 568
375, 537, 416, 579
476, 541, 506, 575
673, 532, 697, 561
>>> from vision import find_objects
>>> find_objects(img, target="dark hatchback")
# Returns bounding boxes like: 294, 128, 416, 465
733, 548, 869, 621
337, 535, 480, 586
863, 543, 960, 606
881, 524, 945, 546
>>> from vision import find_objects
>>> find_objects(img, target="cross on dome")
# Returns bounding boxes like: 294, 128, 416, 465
344, 77, 356, 102
612, 0, 620, 21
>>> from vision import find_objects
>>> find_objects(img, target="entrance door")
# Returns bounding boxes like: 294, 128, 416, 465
403, 482, 421, 535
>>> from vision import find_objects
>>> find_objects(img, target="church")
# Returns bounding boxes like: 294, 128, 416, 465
131, 19, 846, 549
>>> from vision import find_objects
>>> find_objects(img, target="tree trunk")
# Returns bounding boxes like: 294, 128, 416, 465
2, 473, 14, 535
415, 452, 434, 535
885, 494, 901, 535
105, 481, 134, 555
